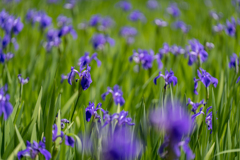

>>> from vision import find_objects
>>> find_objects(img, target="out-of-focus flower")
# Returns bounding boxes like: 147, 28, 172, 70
89, 15, 101, 27
58, 25, 77, 39
26, 10, 52, 30
150, 103, 194, 160
17, 139, 51, 160
0, 49, 14, 63
213, 23, 225, 33
147, 0, 159, 10
129, 10, 146, 22
225, 17, 236, 37
229, 53, 239, 69
101, 85, 125, 106
187, 39, 208, 65
120, 26, 137, 44
64, 0, 76, 9
57, 15, 72, 27
85, 102, 107, 122
154, 19, 168, 27
102, 110, 134, 127
78, 22, 88, 30
209, 11, 222, 20
68, 66, 92, 90
52, 124, 75, 147
206, 42, 214, 50
18, 74, 29, 85
172, 20, 190, 33
91, 34, 115, 50
237, 76, 240, 83
115, 1, 132, 11
154, 69, 178, 88
102, 126, 141, 160
193, 68, 218, 95
170, 45, 185, 55
98, 17, 114, 31
78, 52, 101, 69
166, 3, 180, 17
159, 43, 170, 55
187, 98, 205, 114
0, 84, 13, 120
44, 29, 61, 51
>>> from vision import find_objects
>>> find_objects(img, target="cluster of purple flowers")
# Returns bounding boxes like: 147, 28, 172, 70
154, 19, 168, 27
172, 20, 191, 33
115, 1, 132, 11
119, 26, 138, 44
158, 43, 185, 56
166, 3, 180, 17
0, 85, 13, 120
88, 15, 114, 31
187, 98, 205, 114
102, 85, 125, 106
91, 33, 115, 50
85, 102, 107, 122
129, 10, 146, 22
154, 69, 178, 88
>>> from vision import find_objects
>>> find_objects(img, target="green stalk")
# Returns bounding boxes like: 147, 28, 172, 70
19, 83, 23, 103
163, 84, 167, 106
70, 82, 82, 122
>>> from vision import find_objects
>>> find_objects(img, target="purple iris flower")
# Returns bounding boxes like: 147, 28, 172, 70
237, 76, 240, 83
64, 0, 76, 9
68, 66, 92, 90
170, 45, 185, 55
187, 39, 208, 65
57, 15, 72, 27
209, 11, 222, 20
0, 48, 14, 63
115, 1, 132, 11
26, 10, 52, 30
60, 119, 69, 129
129, 49, 163, 69
98, 17, 114, 31
154, 70, 178, 88
0, 84, 13, 120
194, 68, 218, 95
58, 25, 77, 39
1, 34, 19, 50
154, 19, 168, 27
101, 85, 125, 106
17, 139, 51, 160
213, 23, 225, 33
120, 26, 137, 44
225, 17, 236, 37
89, 15, 101, 27
102, 110, 134, 127
159, 43, 170, 55
150, 103, 194, 160
129, 10, 146, 22
147, 0, 159, 9
229, 53, 239, 68
166, 3, 180, 17
206, 42, 214, 50
44, 29, 61, 51
18, 74, 29, 85
187, 98, 205, 114
85, 102, 107, 122
102, 126, 141, 160
172, 21, 190, 33
78, 52, 101, 69
91, 34, 115, 50
0, 10, 8, 28
52, 124, 75, 147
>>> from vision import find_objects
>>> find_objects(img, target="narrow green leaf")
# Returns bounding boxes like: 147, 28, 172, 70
204, 143, 215, 160
15, 125, 26, 149
62, 91, 78, 116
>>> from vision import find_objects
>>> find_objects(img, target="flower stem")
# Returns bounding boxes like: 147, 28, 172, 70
163, 84, 167, 106
70, 84, 82, 121
19, 83, 23, 103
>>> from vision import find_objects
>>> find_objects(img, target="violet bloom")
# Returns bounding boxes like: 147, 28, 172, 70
89, 15, 101, 27
154, 70, 178, 88
225, 17, 236, 37
170, 45, 185, 55
52, 124, 75, 147
213, 23, 225, 33
193, 68, 218, 95
17, 139, 51, 160
102, 110, 134, 127
187, 39, 208, 65
1, 34, 19, 50
229, 53, 239, 68
102, 126, 141, 160
58, 25, 77, 39
78, 52, 101, 69
154, 19, 168, 27
18, 74, 29, 85
85, 102, 107, 122
147, 0, 159, 10
119, 26, 137, 44
1, 15, 23, 35
159, 43, 170, 55
91, 34, 115, 50
209, 11, 222, 20
187, 98, 205, 114
150, 103, 194, 160
129, 10, 146, 22
0, 49, 14, 63
57, 15, 72, 27
206, 42, 214, 50
172, 21, 190, 33
129, 49, 163, 69
166, 3, 180, 17
101, 85, 125, 106
64, 0, 76, 9
37, 12, 52, 30
0, 84, 13, 120
99, 17, 114, 31
68, 66, 92, 90
44, 29, 61, 51
115, 1, 132, 11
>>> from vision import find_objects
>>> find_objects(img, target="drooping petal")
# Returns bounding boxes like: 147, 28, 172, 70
65, 135, 75, 148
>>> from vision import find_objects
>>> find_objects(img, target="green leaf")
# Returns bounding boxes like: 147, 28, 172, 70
204, 143, 215, 160
61, 91, 78, 116
15, 125, 26, 149
7, 143, 23, 160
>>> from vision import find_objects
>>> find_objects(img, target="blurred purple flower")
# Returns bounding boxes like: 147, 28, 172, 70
26, 10, 51, 30
0, 49, 14, 63
17, 139, 51, 160
68, 66, 92, 90
99, 17, 114, 31
229, 53, 239, 69
18, 74, 29, 85
167, 3, 180, 17
154, 19, 168, 27
159, 43, 170, 55
64, 0, 76, 9
58, 25, 77, 39
194, 68, 218, 95
187, 98, 205, 114
209, 11, 222, 20
225, 17, 236, 37
147, 0, 159, 10
57, 15, 72, 27
89, 15, 101, 27
115, 1, 132, 11
102, 85, 125, 106
120, 26, 137, 44
85, 102, 107, 122
78, 52, 101, 69
154, 69, 178, 87
91, 34, 115, 50
44, 29, 61, 51
206, 42, 214, 50
237, 76, 240, 83
150, 103, 194, 159
0, 84, 13, 120
170, 45, 185, 55
52, 124, 75, 147
213, 23, 224, 33
172, 20, 190, 33
129, 10, 146, 22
